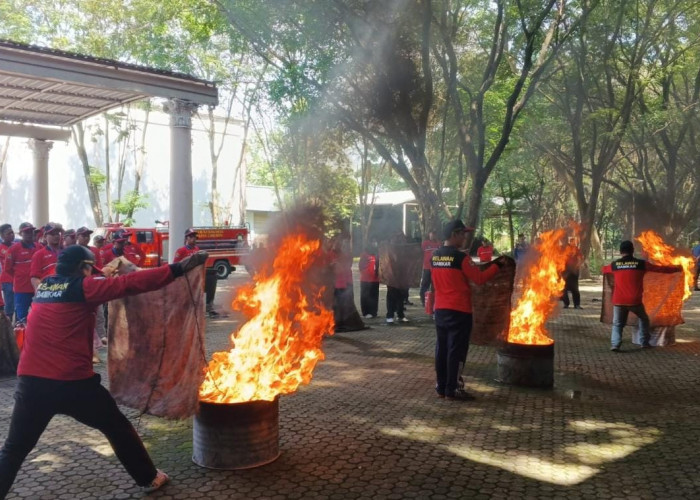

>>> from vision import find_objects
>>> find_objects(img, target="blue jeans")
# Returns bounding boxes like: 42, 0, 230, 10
435, 309, 473, 397
14, 292, 33, 324
1, 283, 14, 321
612, 304, 650, 347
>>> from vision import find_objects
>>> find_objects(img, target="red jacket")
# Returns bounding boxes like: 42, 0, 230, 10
5, 242, 40, 293
173, 244, 201, 263
101, 243, 145, 267
18, 265, 177, 380
602, 256, 680, 305
0, 241, 13, 284
477, 245, 494, 263
422, 239, 441, 270
30, 246, 60, 280
359, 252, 379, 283
431, 245, 499, 313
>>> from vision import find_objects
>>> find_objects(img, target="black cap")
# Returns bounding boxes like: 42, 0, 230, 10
185, 227, 198, 237
76, 226, 93, 236
56, 245, 100, 275
18, 222, 35, 233
113, 229, 132, 242
620, 240, 634, 254
442, 220, 474, 240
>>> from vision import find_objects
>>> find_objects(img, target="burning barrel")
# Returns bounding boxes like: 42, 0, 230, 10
496, 341, 554, 388
193, 398, 280, 469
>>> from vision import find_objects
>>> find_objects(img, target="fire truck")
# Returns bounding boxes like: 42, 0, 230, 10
95, 223, 250, 279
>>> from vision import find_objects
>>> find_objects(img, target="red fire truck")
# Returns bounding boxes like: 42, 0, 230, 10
95, 223, 250, 279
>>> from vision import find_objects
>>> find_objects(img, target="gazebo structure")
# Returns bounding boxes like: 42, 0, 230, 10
0, 40, 218, 261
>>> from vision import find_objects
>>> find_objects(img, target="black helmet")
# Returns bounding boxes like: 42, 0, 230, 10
56, 245, 98, 275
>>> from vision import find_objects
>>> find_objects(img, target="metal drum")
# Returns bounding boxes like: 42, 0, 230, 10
496, 341, 554, 388
193, 398, 280, 470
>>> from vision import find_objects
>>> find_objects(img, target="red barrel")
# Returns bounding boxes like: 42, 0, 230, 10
425, 291, 434, 314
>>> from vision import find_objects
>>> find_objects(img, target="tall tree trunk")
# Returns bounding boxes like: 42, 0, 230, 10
72, 123, 104, 227
127, 105, 150, 220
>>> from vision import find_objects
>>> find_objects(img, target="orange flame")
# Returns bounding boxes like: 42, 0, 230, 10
507, 229, 580, 345
199, 233, 335, 403
636, 231, 694, 300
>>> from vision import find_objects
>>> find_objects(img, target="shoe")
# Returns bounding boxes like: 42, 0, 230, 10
101, 336, 108, 345
92, 353, 101, 364
207, 310, 220, 318
445, 389, 476, 401
610, 346, 620, 352
574, 306, 583, 309
563, 305, 569, 309
642, 343, 654, 349
386, 317, 394, 324
364, 314, 373, 319
399, 317, 410, 323
405, 301, 415, 306
143, 469, 169, 493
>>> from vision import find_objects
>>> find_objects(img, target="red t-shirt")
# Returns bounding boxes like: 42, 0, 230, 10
101, 243, 144, 267
0, 241, 14, 284
431, 245, 499, 313
5, 242, 40, 293
477, 245, 494, 263
18, 265, 176, 380
602, 256, 680, 305
358, 252, 379, 283
173, 244, 201, 263
30, 246, 60, 279
422, 239, 441, 269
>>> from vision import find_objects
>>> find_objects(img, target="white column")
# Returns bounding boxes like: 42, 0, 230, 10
163, 99, 198, 262
29, 139, 53, 227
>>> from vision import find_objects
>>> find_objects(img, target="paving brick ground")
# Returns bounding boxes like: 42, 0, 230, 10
2, 270, 700, 499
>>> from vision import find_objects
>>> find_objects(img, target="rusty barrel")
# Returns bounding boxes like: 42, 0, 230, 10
496, 341, 554, 388
193, 398, 280, 470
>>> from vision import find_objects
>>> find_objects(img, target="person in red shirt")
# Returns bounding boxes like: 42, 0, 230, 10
101, 229, 144, 267
30, 223, 62, 290
602, 240, 681, 351
0, 223, 15, 319
0, 245, 208, 497
173, 228, 200, 263
62, 228, 77, 248
419, 231, 441, 307
477, 238, 494, 263
5, 222, 40, 324
358, 242, 379, 318
431, 220, 505, 401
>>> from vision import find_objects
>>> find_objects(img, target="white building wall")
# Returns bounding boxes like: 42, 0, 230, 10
0, 105, 246, 229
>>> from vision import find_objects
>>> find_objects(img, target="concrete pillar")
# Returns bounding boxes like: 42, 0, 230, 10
163, 98, 198, 262
28, 139, 53, 227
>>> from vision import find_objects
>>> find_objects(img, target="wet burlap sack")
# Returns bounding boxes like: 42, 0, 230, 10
470, 257, 516, 346
378, 243, 422, 289
108, 265, 206, 419
0, 314, 19, 376
600, 271, 685, 327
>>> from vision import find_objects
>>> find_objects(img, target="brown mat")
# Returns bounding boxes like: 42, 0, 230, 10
108, 266, 206, 419
600, 271, 685, 327
378, 243, 423, 289
470, 257, 516, 345
0, 314, 19, 376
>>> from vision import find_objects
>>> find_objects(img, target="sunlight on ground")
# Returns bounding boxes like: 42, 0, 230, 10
381, 418, 660, 486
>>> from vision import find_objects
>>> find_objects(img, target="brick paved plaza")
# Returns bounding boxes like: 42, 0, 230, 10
2, 272, 700, 499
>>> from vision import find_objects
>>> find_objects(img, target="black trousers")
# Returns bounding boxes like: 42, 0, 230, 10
434, 309, 473, 397
419, 269, 432, 305
561, 273, 580, 307
205, 269, 218, 310
386, 286, 405, 319
0, 375, 157, 497
360, 281, 379, 317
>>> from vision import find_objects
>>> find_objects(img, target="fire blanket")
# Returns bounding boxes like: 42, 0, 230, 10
470, 256, 516, 345
600, 272, 685, 327
378, 242, 423, 289
108, 265, 206, 419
